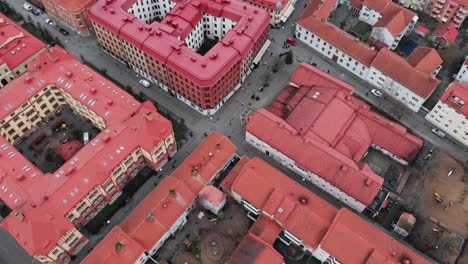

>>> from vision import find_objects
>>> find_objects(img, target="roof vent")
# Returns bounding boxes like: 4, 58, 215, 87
16, 174, 25, 181
298, 196, 308, 205
65, 71, 73, 77
191, 57, 196, 62
103, 134, 111, 143
90, 87, 97, 94
365, 178, 372, 186
24, 75, 32, 83
146, 213, 154, 221
201, 63, 206, 68
138, 26, 143, 30
155, 30, 162, 35
162, 203, 168, 208
30, 202, 36, 208
209, 53, 218, 60
110, 8, 115, 14
248, 16, 253, 21
15, 211, 25, 222
106, 99, 113, 106
144, 111, 154, 121
243, 5, 247, 9
254, 10, 258, 14
66, 166, 75, 175
208, 152, 213, 157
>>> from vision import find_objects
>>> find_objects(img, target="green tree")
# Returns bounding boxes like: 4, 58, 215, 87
285, 50, 293, 65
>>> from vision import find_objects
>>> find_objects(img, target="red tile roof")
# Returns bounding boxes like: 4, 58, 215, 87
439, 82, 468, 116
415, 25, 430, 35
90, 0, 270, 87
319, 208, 429, 264
298, 0, 378, 66
0, 14, 46, 70
248, 214, 282, 245
120, 176, 197, 251
48, 0, 97, 13
231, 158, 338, 248
407, 47, 443, 74
81, 226, 146, 264
84, 133, 236, 261
371, 48, 441, 98
246, 63, 422, 206
225, 155, 431, 264
228, 233, 284, 264
199, 185, 226, 207
246, 0, 289, 10
171, 133, 237, 193
297, 0, 441, 98
433, 23, 459, 45
363, 0, 416, 25
0, 46, 174, 257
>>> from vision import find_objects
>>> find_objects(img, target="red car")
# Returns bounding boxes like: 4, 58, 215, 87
287, 37, 297, 46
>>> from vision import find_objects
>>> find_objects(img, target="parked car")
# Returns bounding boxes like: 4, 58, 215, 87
45, 19, 54, 26
60, 137, 69, 144
431, 128, 446, 138
58, 28, 69, 35
23, 3, 32, 11
31, 9, 40, 16
370, 89, 384, 97
139, 79, 150, 88
287, 37, 297, 46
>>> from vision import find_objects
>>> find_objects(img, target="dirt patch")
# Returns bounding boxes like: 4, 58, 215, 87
400, 149, 467, 263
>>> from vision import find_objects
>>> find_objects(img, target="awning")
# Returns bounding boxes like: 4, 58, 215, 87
252, 39, 271, 65
281, 5, 295, 23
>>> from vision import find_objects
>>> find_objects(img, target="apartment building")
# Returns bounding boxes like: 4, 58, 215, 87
89, 0, 270, 115
455, 56, 468, 82
42, 0, 97, 35
426, 0, 468, 28
0, 14, 46, 87
399, 0, 429, 11
245, 0, 297, 26
245, 63, 423, 214
221, 156, 432, 264
296, 0, 442, 112
82, 133, 238, 263
358, 0, 418, 50
426, 82, 468, 147
0, 46, 176, 263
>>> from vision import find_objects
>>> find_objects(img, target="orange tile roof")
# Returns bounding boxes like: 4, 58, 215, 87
371, 48, 441, 98
171, 133, 237, 193
0, 46, 174, 257
227, 233, 284, 264
220, 156, 251, 191
0, 14, 45, 69
373, 10, 407, 37
224, 155, 432, 263
248, 214, 282, 245
120, 176, 196, 251
199, 185, 226, 207
81, 226, 146, 264
407, 47, 443, 74
319, 209, 431, 264
231, 157, 338, 248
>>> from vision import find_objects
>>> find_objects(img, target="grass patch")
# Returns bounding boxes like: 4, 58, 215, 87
351, 21, 372, 37
85, 193, 129, 234
189, 238, 201, 259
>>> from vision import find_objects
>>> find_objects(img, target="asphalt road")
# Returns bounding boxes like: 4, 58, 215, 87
2, 0, 467, 263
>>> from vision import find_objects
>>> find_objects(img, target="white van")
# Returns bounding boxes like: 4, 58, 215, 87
431, 128, 446, 138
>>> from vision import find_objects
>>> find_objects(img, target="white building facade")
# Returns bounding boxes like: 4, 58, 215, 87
455, 58, 468, 83
245, 131, 368, 212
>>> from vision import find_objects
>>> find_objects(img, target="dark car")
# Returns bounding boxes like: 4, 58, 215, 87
58, 28, 69, 35
31, 9, 40, 16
